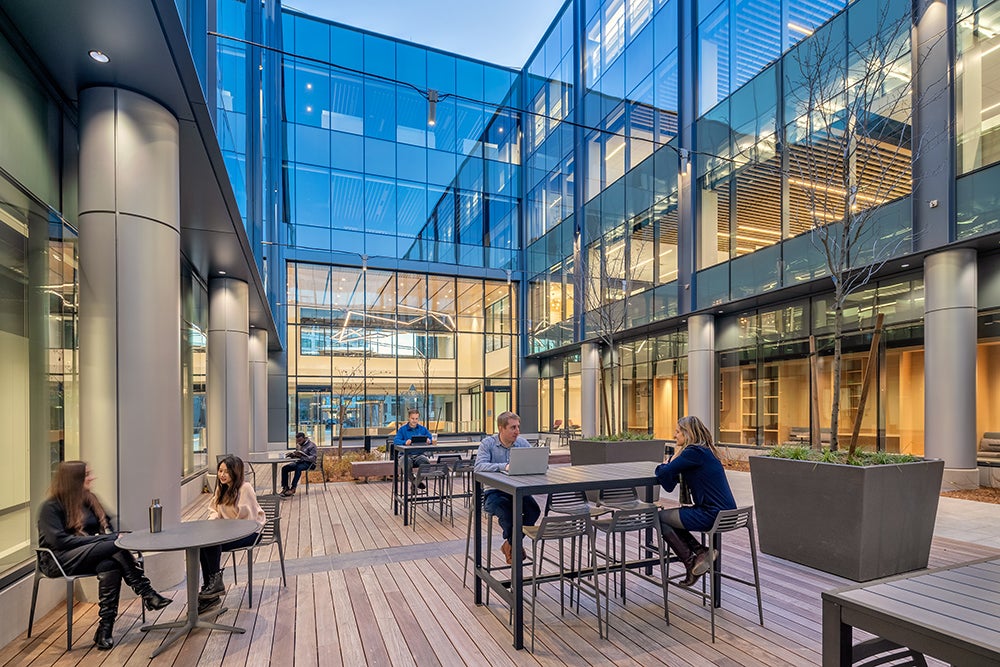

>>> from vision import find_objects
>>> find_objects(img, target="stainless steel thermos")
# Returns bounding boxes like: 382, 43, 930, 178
149, 498, 163, 533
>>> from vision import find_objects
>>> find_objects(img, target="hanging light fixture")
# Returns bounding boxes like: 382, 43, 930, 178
427, 89, 439, 127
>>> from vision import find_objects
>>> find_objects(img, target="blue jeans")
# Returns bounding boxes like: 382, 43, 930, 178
484, 490, 541, 542
281, 460, 313, 490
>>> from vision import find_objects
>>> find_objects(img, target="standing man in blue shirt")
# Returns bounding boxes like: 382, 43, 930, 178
474, 411, 541, 564
394, 408, 435, 490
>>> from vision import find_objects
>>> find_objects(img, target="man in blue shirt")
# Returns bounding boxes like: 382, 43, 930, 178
394, 408, 435, 490
474, 411, 541, 564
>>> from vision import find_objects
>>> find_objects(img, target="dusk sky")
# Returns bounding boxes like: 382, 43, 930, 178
283, 0, 566, 68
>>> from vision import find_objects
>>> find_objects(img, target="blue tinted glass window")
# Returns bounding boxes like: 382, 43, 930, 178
653, 0, 678, 66
365, 138, 396, 178
295, 16, 330, 62
364, 34, 395, 79
218, 0, 246, 39
397, 145, 427, 183
397, 181, 428, 237
456, 101, 485, 159
365, 176, 397, 233
457, 59, 484, 100
330, 24, 363, 69
330, 72, 364, 134
733, 0, 780, 89
218, 45, 247, 113
698, 5, 730, 116
295, 123, 329, 166
331, 170, 365, 230
295, 165, 331, 227
427, 150, 457, 187
484, 67, 512, 106
294, 62, 331, 127
331, 131, 364, 172
364, 80, 396, 140
295, 224, 330, 250
396, 87, 428, 147
397, 43, 427, 88
428, 52, 456, 95
626, 23, 654, 97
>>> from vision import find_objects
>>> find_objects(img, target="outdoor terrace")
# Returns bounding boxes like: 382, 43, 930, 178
3, 470, 999, 666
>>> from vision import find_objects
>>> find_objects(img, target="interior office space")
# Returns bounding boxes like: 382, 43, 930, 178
2, 0, 1000, 646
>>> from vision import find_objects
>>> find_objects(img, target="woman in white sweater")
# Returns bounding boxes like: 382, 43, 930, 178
198, 455, 264, 613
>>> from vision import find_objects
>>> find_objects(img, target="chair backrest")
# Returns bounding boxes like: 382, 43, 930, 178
604, 506, 659, 532
599, 487, 639, 505
535, 513, 591, 540
255, 494, 281, 547
852, 638, 928, 667
710, 506, 753, 533
416, 462, 450, 480
546, 490, 590, 515
436, 454, 462, 470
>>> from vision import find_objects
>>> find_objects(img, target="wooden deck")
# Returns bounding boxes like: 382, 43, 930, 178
3, 477, 998, 666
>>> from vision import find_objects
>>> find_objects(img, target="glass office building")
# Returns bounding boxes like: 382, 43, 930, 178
3, 0, 1000, 632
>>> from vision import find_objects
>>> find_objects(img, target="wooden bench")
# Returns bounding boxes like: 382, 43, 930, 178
350, 460, 394, 482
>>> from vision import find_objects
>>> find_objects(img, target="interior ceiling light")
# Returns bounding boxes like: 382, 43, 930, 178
88, 50, 110, 63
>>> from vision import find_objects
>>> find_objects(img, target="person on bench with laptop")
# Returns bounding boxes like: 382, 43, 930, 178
474, 411, 542, 564
394, 408, 436, 491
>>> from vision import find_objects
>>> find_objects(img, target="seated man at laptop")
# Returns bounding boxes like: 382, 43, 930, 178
474, 411, 542, 564
394, 408, 435, 490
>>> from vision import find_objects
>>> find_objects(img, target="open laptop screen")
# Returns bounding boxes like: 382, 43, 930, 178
409, 435, 429, 444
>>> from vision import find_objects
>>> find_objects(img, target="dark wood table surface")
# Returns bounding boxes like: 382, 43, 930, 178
822, 556, 1000, 666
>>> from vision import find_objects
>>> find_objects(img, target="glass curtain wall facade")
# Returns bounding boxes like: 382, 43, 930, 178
287, 263, 516, 443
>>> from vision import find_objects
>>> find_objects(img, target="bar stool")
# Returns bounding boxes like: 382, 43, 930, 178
452, 455, 476, 506
463, 492, 506, 606
544, 491, 609, 609
675, 506, 763, 642
593, 506, 670, 632
411, 462, 453, 529
523, 514, 603, 651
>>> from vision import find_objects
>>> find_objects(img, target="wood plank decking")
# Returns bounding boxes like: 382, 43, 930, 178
3, 477, 997, 666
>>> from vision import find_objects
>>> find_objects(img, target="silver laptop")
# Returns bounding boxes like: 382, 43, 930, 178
502, 446, 550, 475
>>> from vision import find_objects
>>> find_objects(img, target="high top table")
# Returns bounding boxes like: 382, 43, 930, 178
822, 556, 1000, 666
117, 519, 259, 658
393, 442, 480, 525
474, 461, 665, 650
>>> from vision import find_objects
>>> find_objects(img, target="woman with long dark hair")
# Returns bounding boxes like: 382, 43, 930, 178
655, 415, 737, 586
37, 461, 171, 650
197, 455, 264, 614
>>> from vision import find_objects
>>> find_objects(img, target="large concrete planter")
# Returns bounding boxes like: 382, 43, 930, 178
569, 439, 667, 502
749, 455, 944, 582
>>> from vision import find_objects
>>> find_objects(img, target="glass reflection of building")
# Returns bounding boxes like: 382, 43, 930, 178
5, 0, 1000, 620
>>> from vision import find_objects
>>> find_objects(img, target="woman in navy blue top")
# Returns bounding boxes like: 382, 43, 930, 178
655, 415, 737, 586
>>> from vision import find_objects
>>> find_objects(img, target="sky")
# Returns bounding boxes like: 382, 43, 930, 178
283, 0, 567, 68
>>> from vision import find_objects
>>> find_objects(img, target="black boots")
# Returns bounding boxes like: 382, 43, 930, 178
94, 570, 121, 650
197, 569, 226, 614
662, 527, 715, 587
112, 551, 172, 611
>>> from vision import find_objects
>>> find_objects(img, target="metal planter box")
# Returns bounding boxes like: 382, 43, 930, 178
749, 455, 944, 582
569, 439, 666, 502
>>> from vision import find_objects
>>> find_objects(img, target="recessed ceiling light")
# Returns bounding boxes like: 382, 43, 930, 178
306, 83, 313, 90
89, 50, 110, 63
901, 263, 910, 268
218, 270, 226, 275
306, 105, 313, 113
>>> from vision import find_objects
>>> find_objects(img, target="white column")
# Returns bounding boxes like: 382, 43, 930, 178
924, 249, 978, 490
581, 342, 599, 438
78, 87, 181, 530
208, 277, 250, 462
249, 328, 268, 453
688, 314, 716, 434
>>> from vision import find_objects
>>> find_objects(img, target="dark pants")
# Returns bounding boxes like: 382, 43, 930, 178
405, 454, 430, 481
199, 533, 260, 582
281, 460, 313, 490
50, 538, 126, 577
484, 490, 541, 542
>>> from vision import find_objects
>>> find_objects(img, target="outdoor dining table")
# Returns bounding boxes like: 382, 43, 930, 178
246, 451, 290, 495
822, 556, 1000, 666
392, 442, 480, 525
117, 519, 259, 658
474, 461, 703, 650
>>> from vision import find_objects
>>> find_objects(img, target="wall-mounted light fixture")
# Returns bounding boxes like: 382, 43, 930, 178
427, 89, 439, 126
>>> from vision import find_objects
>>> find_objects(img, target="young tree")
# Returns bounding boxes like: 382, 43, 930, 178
332, 360, 366, 459
783, 3, 938, 450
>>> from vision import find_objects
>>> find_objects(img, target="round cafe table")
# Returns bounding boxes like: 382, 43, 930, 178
117, 519, 259, 658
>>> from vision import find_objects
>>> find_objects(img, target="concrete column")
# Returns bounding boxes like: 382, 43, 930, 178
688, 314, 716, 434
924, 249, 978, 490
208, 277, 250, 462
249, 328, 268, 452
78, 87, 181, 531
518, 357, 540, 433
581, 342, 600, 438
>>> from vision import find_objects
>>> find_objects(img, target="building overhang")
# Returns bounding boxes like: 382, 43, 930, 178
0, 0, 280, 349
